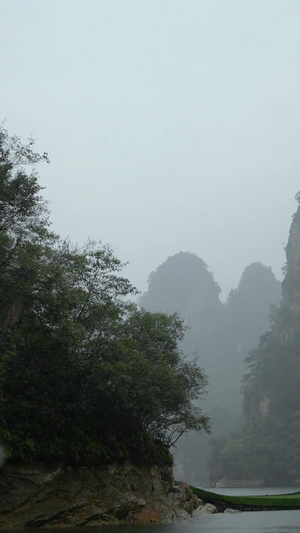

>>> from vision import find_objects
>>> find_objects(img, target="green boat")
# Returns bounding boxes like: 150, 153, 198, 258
190, 486, 300, 511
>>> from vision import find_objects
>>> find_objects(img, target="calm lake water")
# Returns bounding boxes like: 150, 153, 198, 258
22, 511, 300, 533
3, 488, 300, 533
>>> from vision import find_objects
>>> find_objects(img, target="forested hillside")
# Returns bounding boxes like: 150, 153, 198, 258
0, 127, 209, 466
213, 198, 300, 486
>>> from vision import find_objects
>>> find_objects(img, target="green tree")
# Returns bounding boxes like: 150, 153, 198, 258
0, 126, 209, 465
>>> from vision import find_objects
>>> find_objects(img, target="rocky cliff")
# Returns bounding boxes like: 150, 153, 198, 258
0, 462, 202, 528
282, 204, 300, 307
211, 199, 300, 486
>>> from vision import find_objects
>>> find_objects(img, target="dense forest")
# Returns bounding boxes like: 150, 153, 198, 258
0, 127, 209, 467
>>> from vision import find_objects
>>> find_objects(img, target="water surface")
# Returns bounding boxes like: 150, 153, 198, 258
4, 511, 300, 533
2, 488, 300, 533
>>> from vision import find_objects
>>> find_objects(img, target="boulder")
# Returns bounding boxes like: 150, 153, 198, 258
192, 505, 204, 516
196, 503, 217, 514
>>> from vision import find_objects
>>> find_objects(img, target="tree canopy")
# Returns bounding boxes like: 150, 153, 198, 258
0, 126, 209, 466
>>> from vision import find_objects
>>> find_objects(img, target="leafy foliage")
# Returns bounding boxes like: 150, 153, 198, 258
0, 126, 209, 466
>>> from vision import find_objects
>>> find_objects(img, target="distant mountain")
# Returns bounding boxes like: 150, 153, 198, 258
140, 251, 222, 324
225, 262, 282, 358
140, 252, 281, 484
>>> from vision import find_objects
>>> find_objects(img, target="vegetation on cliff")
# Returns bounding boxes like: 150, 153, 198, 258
211, 198, 300, 485
0, 126, 209, 466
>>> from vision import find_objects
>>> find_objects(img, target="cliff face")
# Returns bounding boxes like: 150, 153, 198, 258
0, 463, 201, 528
213, 201, 300, 486
277, 204, 300, 345
282, 205, 300, 307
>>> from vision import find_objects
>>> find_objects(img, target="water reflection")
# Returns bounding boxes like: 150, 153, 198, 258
3, 512, 300, 533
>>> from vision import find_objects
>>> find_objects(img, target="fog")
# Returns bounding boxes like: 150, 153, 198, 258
2, 0, 300, 298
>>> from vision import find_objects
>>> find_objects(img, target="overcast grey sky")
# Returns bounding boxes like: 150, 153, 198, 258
2, 0, 300, 299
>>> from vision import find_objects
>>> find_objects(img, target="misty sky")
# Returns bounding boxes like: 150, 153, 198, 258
2, 0, 300, 300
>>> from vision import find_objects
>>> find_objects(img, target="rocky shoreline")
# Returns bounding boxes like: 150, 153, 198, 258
0, 462, 214, 528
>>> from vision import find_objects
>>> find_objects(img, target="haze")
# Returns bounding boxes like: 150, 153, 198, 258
2, 0, 300, 298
